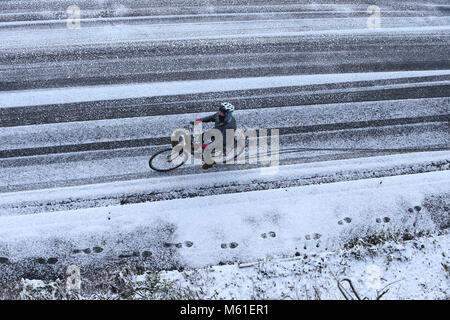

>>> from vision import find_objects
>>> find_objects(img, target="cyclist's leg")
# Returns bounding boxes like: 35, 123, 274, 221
202, 145, 215, 169
171, 134, 188, 148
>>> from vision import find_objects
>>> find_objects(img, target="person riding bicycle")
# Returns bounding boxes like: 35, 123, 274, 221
189, 102, 237, 169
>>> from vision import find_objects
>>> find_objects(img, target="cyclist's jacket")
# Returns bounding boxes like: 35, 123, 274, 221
199, 112, 237, 147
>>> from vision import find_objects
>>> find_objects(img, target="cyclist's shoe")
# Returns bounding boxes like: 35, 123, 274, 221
202, 162, 214, 170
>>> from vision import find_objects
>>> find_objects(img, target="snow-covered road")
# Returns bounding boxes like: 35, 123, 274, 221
0, 0, 449, 287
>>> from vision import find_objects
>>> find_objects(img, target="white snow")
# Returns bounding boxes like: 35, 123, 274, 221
0, 167, 448, 270
159, 232, 450, 300
1, 0, 449, 300
16, 231, 450, 299
1, 17, 449, 50
1, 97, 448, 150
1, 70, 450, 108
1, 150, 449, 208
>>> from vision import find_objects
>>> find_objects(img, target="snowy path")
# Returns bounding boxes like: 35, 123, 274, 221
1, 150, 449, 214
0, 167, 448, 282
1, 121, 448, 192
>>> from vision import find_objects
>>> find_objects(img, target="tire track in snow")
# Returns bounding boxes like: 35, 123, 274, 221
1, 114, 447, 159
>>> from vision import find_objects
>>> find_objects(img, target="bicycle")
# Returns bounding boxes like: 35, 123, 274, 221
149, 125, 246, 172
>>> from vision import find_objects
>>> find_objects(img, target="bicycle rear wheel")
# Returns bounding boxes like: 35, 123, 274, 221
149, 148, 188, 172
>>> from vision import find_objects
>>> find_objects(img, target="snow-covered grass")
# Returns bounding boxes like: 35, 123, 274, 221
10, 230, 449, 300
159, 232, 450, 300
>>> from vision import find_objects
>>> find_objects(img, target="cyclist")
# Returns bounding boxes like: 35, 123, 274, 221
171, 102, 237, 169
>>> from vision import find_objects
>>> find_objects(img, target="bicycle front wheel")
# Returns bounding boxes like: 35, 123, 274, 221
149, 148, 188, 172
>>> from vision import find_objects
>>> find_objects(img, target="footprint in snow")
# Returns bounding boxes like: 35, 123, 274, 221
93, 247, 104, 253
305, 233, 321, 240
73, 246, 104, 254
261, 232, 276, 239
164, 241, 194, 248
221, 242, 238, 249
116, 251, 153, 259
338, 218, 352, 225
142, 251, 152, 258
408, 206, 422, 213
118, 252, 139, 259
